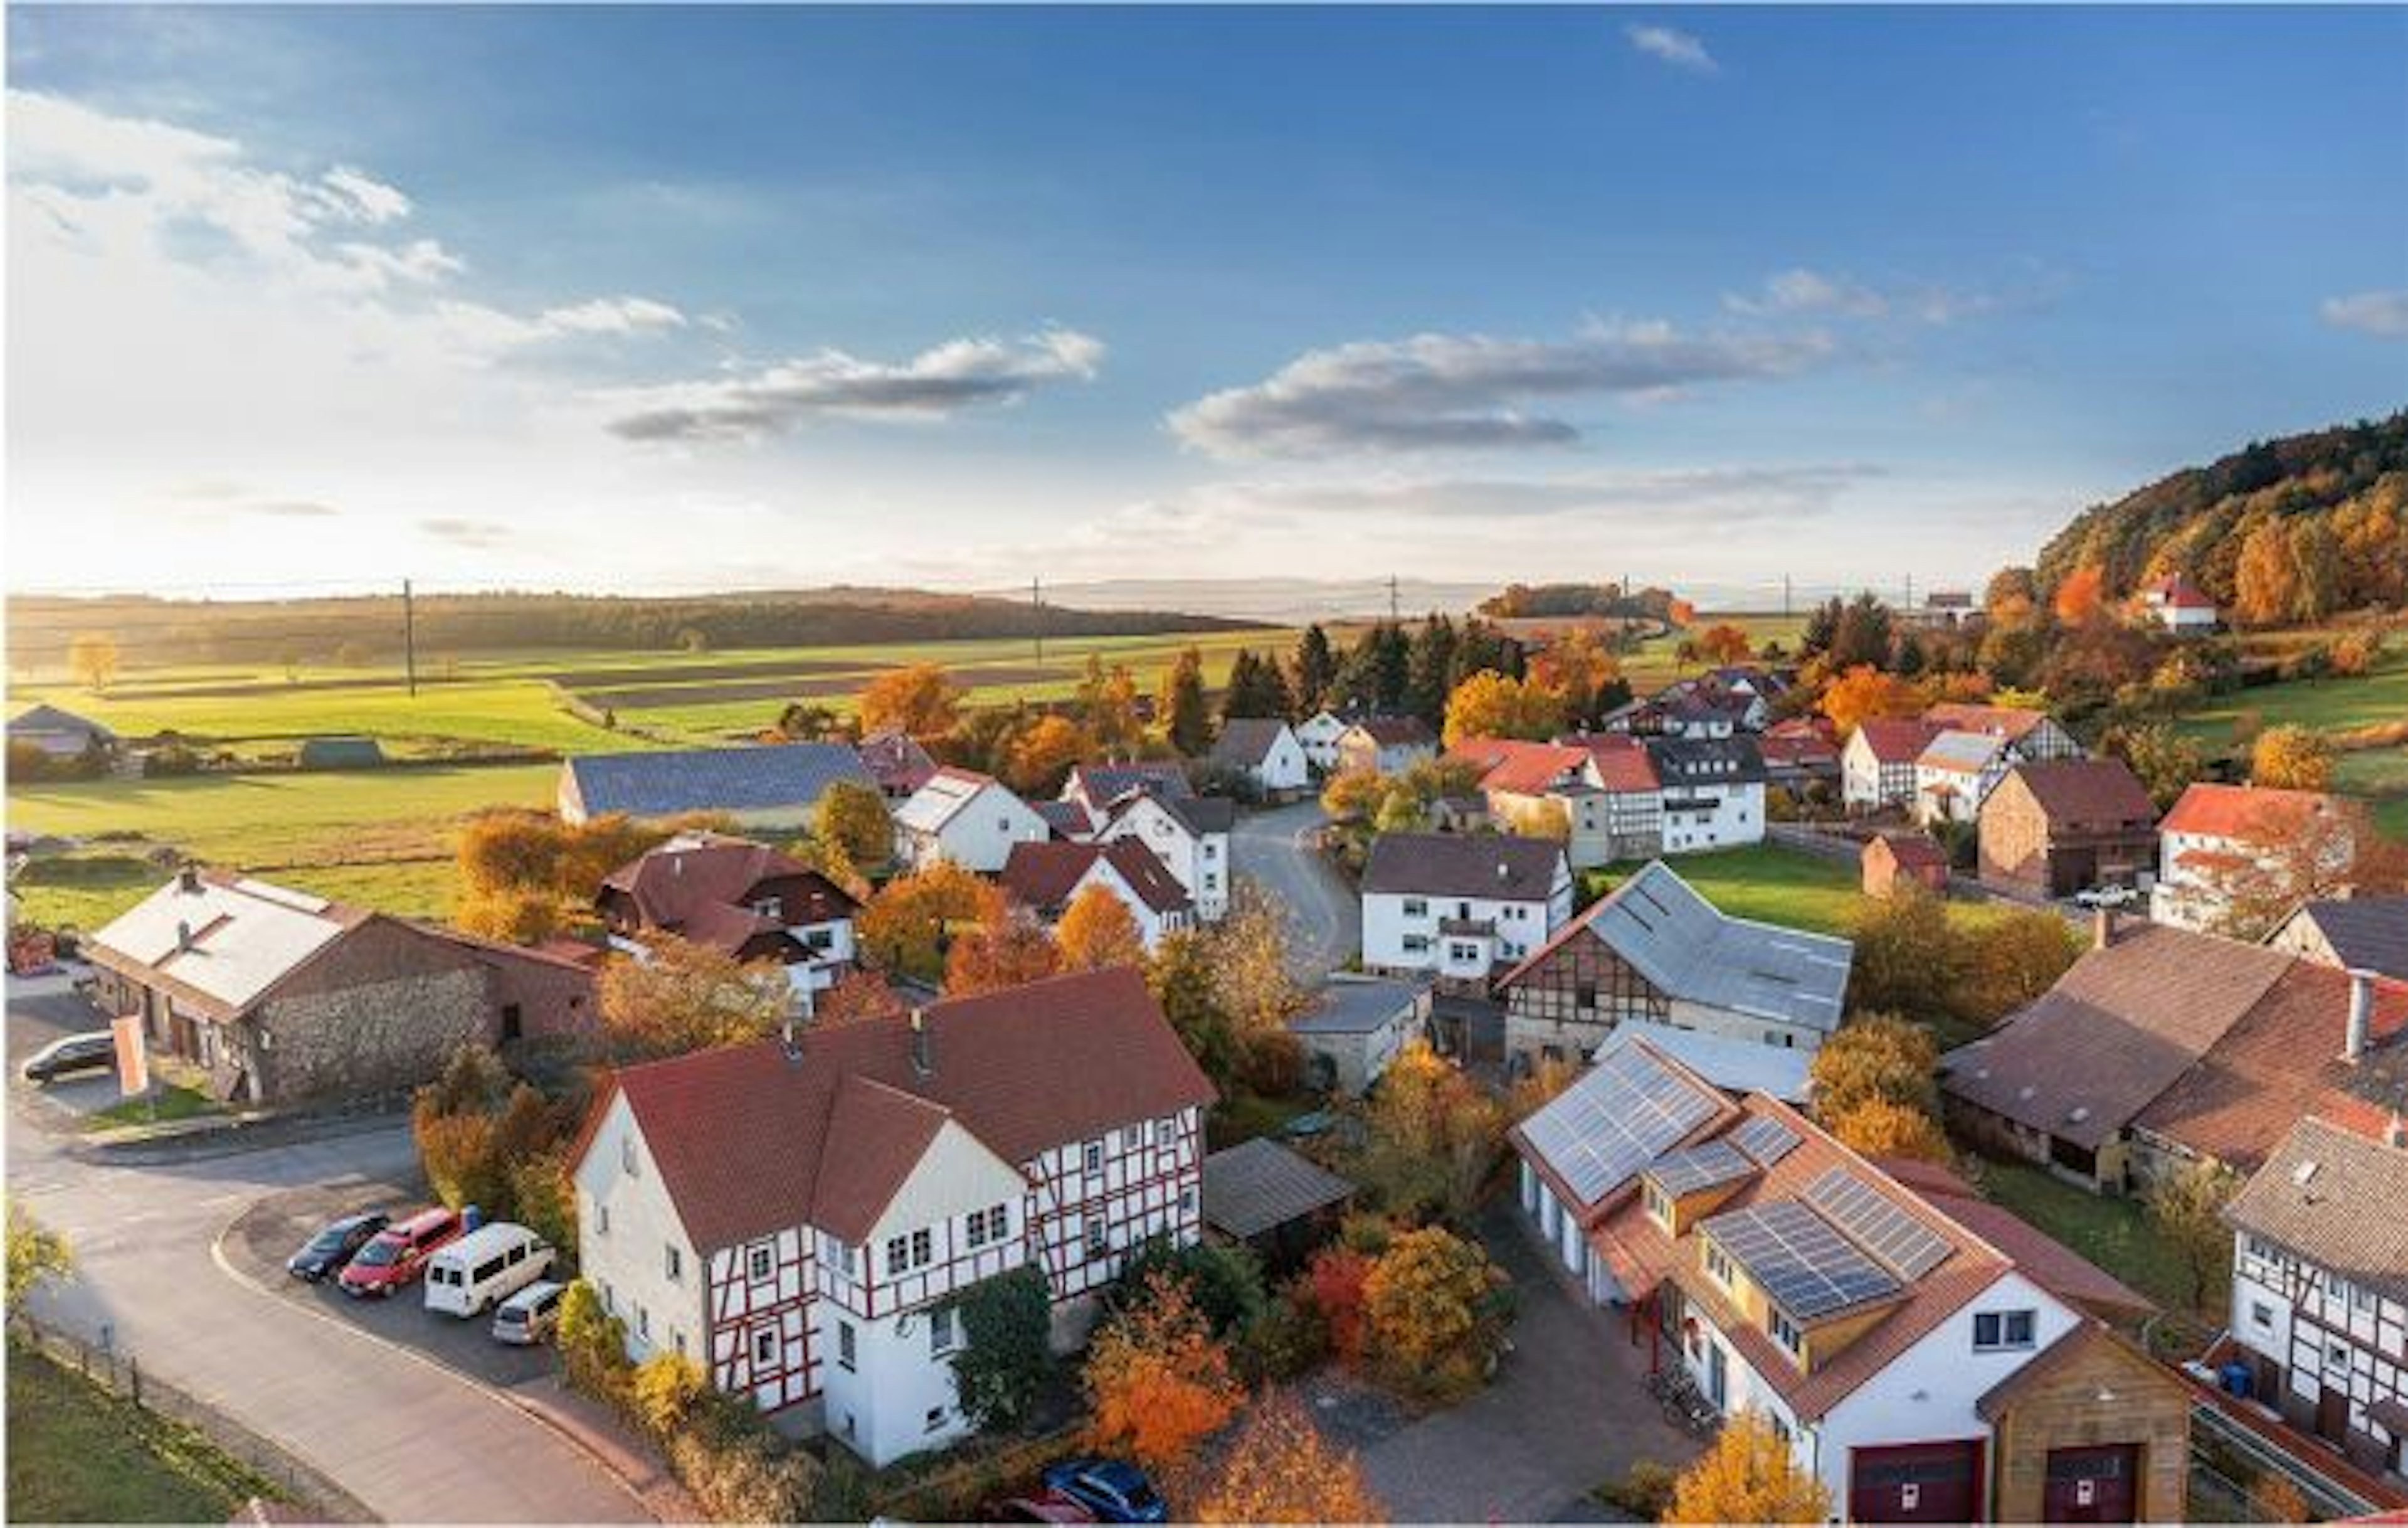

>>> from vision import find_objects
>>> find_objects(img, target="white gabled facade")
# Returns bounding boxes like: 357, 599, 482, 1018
1362, 863, 1573, 980
574, 1092, 711, 1364
1247, 724, 1312, 795
1294, 711, 1350, 773
1096, 795, 1229, 923
1842, 730, 1922, 813
1053, 856, 1191, 951
894, 772, 1052, 874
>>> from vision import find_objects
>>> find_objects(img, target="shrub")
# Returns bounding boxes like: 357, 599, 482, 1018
1114, 1238, 1267, 1337
951, 1265, 1057, 1431
1598, 1458, 1678, 1519
142, 742, 204, 778
1237, 1287, 1329, 1384
633, 1352, 708, 1438
556, 1279, 632, 1406
667, 1423, 822, 1522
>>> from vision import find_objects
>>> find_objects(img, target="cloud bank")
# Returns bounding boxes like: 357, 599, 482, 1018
2322, 289, 2408, 340
1626, 23, 1717, 73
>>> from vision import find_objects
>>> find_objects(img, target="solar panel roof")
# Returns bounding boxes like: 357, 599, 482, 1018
1729, 1113, 1801, 1167
1646, 1140, 1756, 1198
1519, 1042, 1719, 1207
1703, 1199, 1902, 1322
1804, 1167, 1955, 1280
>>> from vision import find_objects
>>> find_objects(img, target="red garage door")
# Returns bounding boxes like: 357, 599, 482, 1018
2044, 1443, 2138, 1523
1849, 1440, 1984, 1524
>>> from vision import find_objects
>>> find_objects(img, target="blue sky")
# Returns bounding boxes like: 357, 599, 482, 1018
9, 6, 2405, 600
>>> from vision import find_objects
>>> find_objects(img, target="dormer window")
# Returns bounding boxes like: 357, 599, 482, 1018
1769, 1307, 1804, 1359
1705, 1244, 1735, 1290
1643, 1181, 1672, 1229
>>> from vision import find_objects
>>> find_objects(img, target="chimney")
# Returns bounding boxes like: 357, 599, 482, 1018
177, 864, 201, 894
2093, 906, 2117, 951
2343, 968, 2375, 1064
910, 1009, 932, 1078
2388, 1113, 2407, 1150
175, 920, 194, 952
781, 1012, 802, 1064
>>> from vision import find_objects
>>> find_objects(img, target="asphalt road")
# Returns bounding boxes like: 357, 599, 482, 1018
1231, 798, 1360, 982
6, 972, 650, 1524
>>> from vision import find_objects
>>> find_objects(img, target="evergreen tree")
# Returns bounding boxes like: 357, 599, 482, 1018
1162, 646, 1212, 756
1404, 616, 1458, 723
1830, 593, 1895, 670
1800, 596, 1844, 659
1291, 624, 1336, 713
1220, 649, 1292, 721
1450, 617, 1524, 684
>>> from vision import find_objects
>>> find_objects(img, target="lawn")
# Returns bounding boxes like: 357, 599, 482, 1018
2172, 655, 2408, 834
1975, 1160, 2203, 1321
90, 1082, 223, 1129
5, 1343, 281, 1523
1588, 842, 1866, 936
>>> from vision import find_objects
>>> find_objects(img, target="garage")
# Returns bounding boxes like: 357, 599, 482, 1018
1849, 1439, 1984, 1524
2043, 1443, 2138, 1522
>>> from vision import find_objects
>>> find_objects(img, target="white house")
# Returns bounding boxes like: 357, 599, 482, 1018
1842, 719, 1941, 814
1060, 762, 1192, 818
1911, 730, 2010, 827
596, 832, 858, 1004
1922, 703, 2084, 765
1510, 1049, 2182, 1521
569, 968, 1215, 1467
998, 839, 1193, 950
2224, 1116, 2408, 1477
893, 768, 1052, 874
2141, 573, 2220, 634
1360, 832, 1572, 984
1092, 790, 1235, 923
1335, 716, 1439, 777
1645, 736, 1768, 852
1208, 718, 1311, 797
2151, 781, 2350, 933
1293, 709, 1353, 775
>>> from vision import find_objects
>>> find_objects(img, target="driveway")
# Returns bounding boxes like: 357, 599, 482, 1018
1357, 1199, 1704, 1522
1232, 798, 1360, 982
7, 977, 652, 1523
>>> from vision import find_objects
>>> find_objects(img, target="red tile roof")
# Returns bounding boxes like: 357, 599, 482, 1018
1868, 832, 1949, 871
587, 965, 1215, 1251
2161, 781, 2340, 840
1559, 733, 1661, 792
999, 839, 1190, 916
1852, 717, 1943, 763
1923, 703, 2058, 743
1447, 736, 1593, 797
2147, 573, 2217, 610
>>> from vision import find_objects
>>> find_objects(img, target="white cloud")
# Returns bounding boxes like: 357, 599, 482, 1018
1723, 267, 2017, 326
601, 329, 1106, 442
320, 166, 411, 225
1166, 320, 1830, 460
1626, 23, 1717, 74
2322, 289, 2408, 341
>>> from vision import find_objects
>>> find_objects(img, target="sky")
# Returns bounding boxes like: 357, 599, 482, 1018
8, 5, 2406, 603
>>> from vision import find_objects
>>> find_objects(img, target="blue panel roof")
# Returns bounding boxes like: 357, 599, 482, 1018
564, 743, 872, 819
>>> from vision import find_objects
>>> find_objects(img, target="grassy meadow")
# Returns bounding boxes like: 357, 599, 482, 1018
2170, 649, 2408, 834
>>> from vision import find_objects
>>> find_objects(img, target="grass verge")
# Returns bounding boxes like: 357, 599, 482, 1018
4, 1341, 282, 1523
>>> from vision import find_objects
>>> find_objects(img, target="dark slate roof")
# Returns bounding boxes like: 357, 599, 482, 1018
1361, 831, 1566, 901
2224, 1118, 2408, 1303
1067, 762, 1193, 807
1210, 718, 1294, 769
563, 743, 873, 819
1347, 715, 1437, 747
8, 703, 115, 741
2284, 896, 2408, 981
1645, 734, 1768, 787
1291, 975, 1430, 1036
1201, 1137, 1356, 1239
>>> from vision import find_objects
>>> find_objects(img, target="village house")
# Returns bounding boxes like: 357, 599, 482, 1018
2141, 572, 2220, 634
997, 839, 1192, 950
1450, 735, 1660, 869
1495, 859, 1852, 1064
1903, 589, 1977, 629
8, 701, 118, 762
1059, 761, 1193, 819
1911, 730, 2010, 827
2272, 894, 2408, 981
1842, 718, 1942, 814
1089, 787, 1233, 923
1976, 758, 2159, 899
1647, 734, 1768, 852
1287, 972, 1432, 1095
1359, 831, 1572, 986
1758, 716, 1843, 799
2153, 781, 2352, 933
1292, 709, 1353, 774
1921, 703, 2085, 765
855, 728, 939, 803
568, 967, 1213, 1467
85, 867, 593, 1105
892, 768, 1052, 874
595, 832, 859, 1004
2224, 1116, 2408, 1480
1509, 1041, 2187, 1523
1334, 714, 1439, 777
1941, 913, 2408, 1192
558, 743, 875, 829
1207, 717, 1311, 797
1862, 832, 1950, 899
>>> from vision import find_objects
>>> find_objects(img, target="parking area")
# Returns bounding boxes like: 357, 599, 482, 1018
8, 968, 129, 1122
219, 1177, 561, 1392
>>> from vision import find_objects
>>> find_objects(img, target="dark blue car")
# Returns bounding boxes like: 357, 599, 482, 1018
286, 1211, 390, 1281
1040, 1458, 1166, 1524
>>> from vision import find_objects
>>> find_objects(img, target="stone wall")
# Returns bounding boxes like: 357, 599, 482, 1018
253, 918, 498, 1102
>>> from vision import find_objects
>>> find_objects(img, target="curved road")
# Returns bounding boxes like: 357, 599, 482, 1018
1232, 798, 1360, 982
8, 978, 650, 1524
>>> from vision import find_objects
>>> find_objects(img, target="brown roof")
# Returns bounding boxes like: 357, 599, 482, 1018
586, 965, 1215, 1251
2224, 1117, 2408, 1303
1924, 702, 2058, 743
2161, 781, 2338, 840
1942, 923, 2293, 1149
1210, 717, 1294, 768
1560, 733, 1661, 792
856, 728, 938, 794
1868, 832, 1948, 871
999, 839, 1191, 916
1348, 715, 1436, 747
1361, 830, 1565, 901
598, 833, 856, 934
1447, 736, 1593, 797
1065, 761, 1193, 809
1975, 1321, 2172, 1421
2004, 758, 2158, 830
1853, 717, 1943, 763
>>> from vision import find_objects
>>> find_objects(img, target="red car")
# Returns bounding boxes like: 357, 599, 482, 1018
335, 1207, 462, 1298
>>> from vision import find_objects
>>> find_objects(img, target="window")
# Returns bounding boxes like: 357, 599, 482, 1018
1203, 872, 1219, 892
925, 1406, 948, 1434
1402, 934, 1430, 954
837, 1321, 857, 1372
1403, 898, 1428, 918
752, 1325, 779, 1368
887, 1236, 909, 1277
1158, 1115, 1178, 1141
596, 1203, 611, 1236
1575, 982, 1598, 1009
912, 1228, 932, 1266
1085, 1222, 1107, 1256
1084, 1140, 1103, 1173
1644, 1182, 1671, 1227
2328, 1340, 2350, 1367
1180, 1187, 1196, 1213
929, 1306, 956, 1356
751, 897, 780, 919
966, 1209, 989, 1251
747, 1242, 774, 1282
1705, 1245, 1733, 1288
665, 1245, 683, 1283
838, 1241, 858, 1277
636, 1305, 651, 1340
600, 1280, 615, 1315
1973, 1310, 2037, 1351
621, 1137, 639, 1177
1123, 1125, 1144, 1150
2250, 1302, 2274, 1328
1769, 1308, 1804, 1358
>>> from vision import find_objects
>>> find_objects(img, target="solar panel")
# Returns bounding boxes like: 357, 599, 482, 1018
1521, 1043, 1719, 1206
1703, 1199, 1902, 1322
1728, 1114, 1800, 1167
1647, 1141, 1755, 1199
1805, 1167, 1955, 1280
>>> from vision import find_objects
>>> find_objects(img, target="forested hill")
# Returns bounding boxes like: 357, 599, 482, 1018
5, 586, 1255, 671
2034, 411, 2408, 615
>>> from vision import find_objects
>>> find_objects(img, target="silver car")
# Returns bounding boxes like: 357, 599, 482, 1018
490, 1279, 566, 1345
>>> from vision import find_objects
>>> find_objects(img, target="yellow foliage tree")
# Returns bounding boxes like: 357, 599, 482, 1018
857, 860, 1003, 981
2234, 521, 2303, 627
2051, 565, 2107, 625
1004, 714, 1092, 796
1083, 1271, 1243, 1475
2251, 724, 2334, 791
858, 662, 965, 738
66, 632, 120, 692
1192, 1388, 1387, 1524
813, 780, 894, 869
1825, 1096, 1952, 1162
1809, 1012, 1941, 1122
1361, 1224, 1503, 1404
1056, 883, 1146, 972
595, 935, 791, 1062
1818, 664, 1918, 738
1664, 1408, 1832, 1524
1441, 669, 1566, 746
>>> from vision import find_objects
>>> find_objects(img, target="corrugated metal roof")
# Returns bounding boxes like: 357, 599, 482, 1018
90, 873, 350, 1014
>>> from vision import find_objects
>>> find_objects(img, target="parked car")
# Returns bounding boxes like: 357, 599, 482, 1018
286, 1211, 390, 1281
19, 1032, 115, 1083
336, 1207, 463, 1298
990, 1492, 1097, 1524
1040, 1460, 1166, 1524
2074, 883, 2140, 910
490, 1279, 566, 1345
426, 1223, 554, 1317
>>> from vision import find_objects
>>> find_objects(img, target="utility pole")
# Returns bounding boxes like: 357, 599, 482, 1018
1031, 577, 1043, 665
1783, 574, 1792, 618
402, 578, 418, 698
1904, 571, 1914, 610
1387, 573, 1400, 625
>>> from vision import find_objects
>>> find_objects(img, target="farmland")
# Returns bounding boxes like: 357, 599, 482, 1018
2170, 650, 2408, 834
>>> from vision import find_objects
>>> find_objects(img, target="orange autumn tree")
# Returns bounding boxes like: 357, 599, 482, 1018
1665, 1408, 1831, 1524
1825, 1095, 1952, 1163
1056, 884, 1146, 972
2052, 565, 2108, 625
943, 906, 1063, 997
1192, 1387, 1387, 1524
1697, 622, 1754, 665
857, 859, 1003, 982
814, 967, 904, 1026
857, 662, 965, 738
1304, 1245, 1373, 1365
1817, 664, 1918, 738
1083, 1271, 1242, 1476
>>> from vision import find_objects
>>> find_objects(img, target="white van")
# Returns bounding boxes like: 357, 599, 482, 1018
423, 1222, 554, 1317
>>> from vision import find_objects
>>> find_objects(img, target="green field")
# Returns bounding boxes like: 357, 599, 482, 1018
5, 1344, 281, 1523
1589, 842, 1866, 935
2172, 653, 2408, 834
1976, 1160, 2200, 1320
